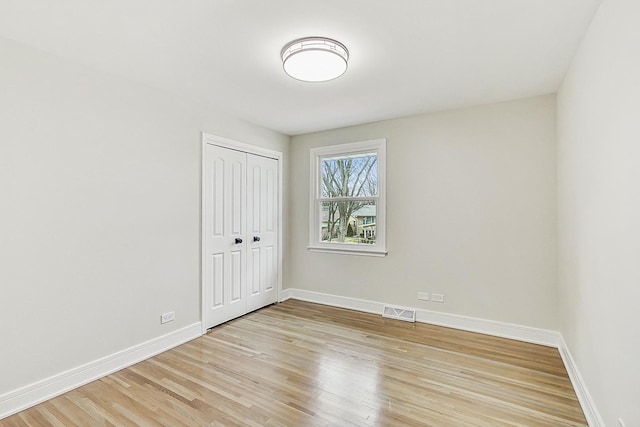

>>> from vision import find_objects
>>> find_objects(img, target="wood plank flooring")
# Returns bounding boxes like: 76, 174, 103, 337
1, 300, 587, 426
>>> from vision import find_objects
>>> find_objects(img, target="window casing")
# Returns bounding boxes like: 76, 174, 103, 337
308, 139, 387, 256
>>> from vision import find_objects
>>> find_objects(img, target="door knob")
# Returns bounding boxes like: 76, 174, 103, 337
253, 236, 261, 242
235, 238, 243, 244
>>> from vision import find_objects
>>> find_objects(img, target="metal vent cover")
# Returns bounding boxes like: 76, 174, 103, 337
382, 305, 416, 322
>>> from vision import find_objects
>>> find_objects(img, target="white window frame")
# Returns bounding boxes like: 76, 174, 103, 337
308, 138, 387, 257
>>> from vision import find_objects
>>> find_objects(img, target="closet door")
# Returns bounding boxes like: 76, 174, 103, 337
203, 144, 247, 329
203, 142, 279, 330
246, 154, 278, 312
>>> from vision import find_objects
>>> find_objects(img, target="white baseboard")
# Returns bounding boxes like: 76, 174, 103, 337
284, 288, 382, 315
284, 288, 602, 427
279, 287, 293, 302
285, 288, 560, 347
3, 292, 604, 427
415, 308, 562, 348
558, 336, 605, 427
0, 322, 202, 420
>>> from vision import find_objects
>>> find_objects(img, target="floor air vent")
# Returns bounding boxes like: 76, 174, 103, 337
382, 305, 416, 322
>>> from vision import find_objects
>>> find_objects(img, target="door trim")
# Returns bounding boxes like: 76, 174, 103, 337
201, 132, 283, 334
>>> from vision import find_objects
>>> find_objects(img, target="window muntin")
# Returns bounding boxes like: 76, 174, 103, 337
309, 139, 386, 256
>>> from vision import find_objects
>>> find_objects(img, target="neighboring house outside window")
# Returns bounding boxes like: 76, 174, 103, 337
350, 205, 376, 243
309, 139, 387, 257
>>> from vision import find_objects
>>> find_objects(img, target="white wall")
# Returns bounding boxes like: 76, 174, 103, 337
0, 36, 288, 397
289, 95, 558, 330
557, 0, 640, 425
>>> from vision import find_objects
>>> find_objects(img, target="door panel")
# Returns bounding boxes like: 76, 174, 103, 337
246, 154, 278, 312
213, 158, 224, 236
231, 161, 243, 234
265, 245, 275, 293
211, 253, 224, 307
204, 145, 247, 329
250, 247, 260, 295
231, 250, 243, 301
266, 168, 275, 232
251, 165, 261, 233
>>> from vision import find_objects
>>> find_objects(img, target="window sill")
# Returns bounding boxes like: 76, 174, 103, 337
307, 245, 388, 257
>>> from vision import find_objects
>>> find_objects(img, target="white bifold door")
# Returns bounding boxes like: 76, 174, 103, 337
203, 143, 278, 329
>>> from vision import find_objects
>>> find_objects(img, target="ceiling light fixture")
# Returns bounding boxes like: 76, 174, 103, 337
281, 37, 349, 82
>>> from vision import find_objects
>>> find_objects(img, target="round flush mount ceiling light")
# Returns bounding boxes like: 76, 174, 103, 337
281, 37, 349, 82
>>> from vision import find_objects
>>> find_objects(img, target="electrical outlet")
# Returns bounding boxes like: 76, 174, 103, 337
161, 311, 175, 324
417, 292, 430, 301
431, 294, 445, 303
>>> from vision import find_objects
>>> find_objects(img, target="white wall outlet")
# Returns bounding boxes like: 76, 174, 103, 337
160, 311, 175, 324
431, 293, 445, 303
417, 292, 430, 301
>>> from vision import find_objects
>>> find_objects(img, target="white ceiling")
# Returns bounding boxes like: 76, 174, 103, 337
0, 0, 601, 135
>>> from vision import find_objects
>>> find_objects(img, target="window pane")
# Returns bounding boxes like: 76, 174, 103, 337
320, 201, 376, 244
321, 153, 377, 198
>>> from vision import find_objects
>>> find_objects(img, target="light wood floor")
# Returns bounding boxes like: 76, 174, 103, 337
1, 300, 587, 426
